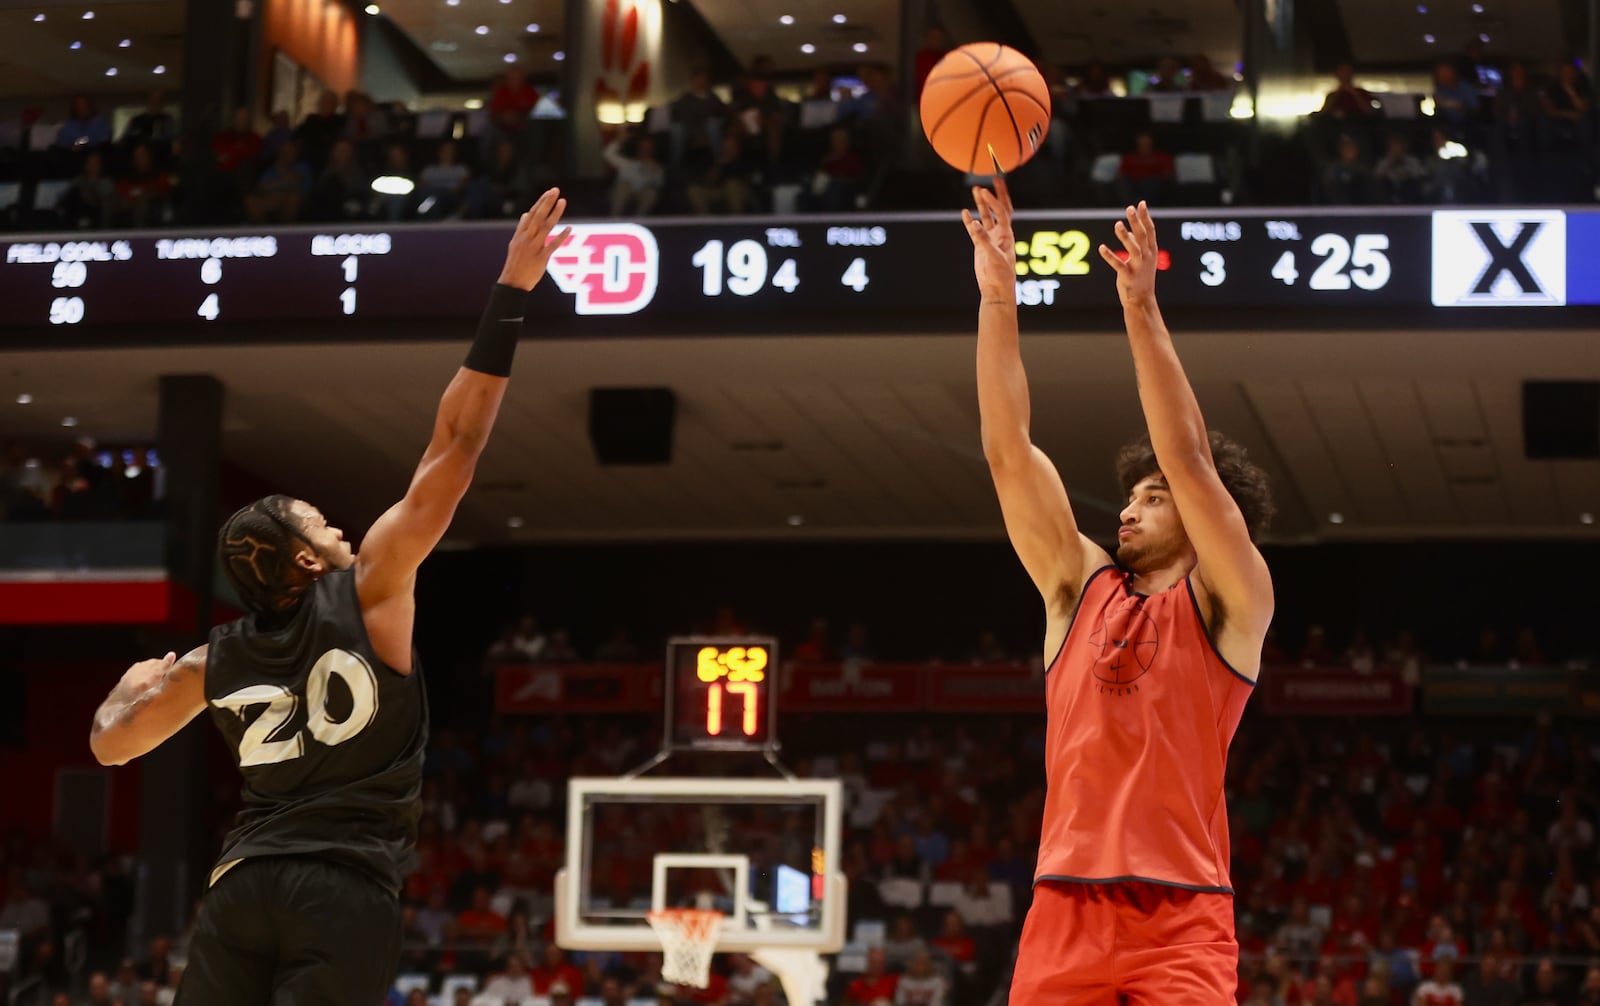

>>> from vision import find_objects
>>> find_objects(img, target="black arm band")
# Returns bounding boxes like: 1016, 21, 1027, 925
463, 283, 527, 377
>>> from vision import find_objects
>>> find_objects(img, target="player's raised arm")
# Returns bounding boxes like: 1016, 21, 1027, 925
965, 178, 1109, 624
356, 190, 571, 608
89, 644, 209, 766
1098, 203, 1273, 657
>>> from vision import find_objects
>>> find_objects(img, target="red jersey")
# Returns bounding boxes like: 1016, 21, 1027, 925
1037, 566, 1254, 892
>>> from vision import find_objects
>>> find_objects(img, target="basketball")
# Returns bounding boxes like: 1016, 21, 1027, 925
920, 43, 1052, 175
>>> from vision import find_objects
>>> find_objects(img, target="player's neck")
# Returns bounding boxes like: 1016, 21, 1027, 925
1126, 557, 1194, 596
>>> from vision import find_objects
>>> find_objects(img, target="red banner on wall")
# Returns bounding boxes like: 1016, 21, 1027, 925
1259, 666, 1412, 716
493, 663, 657, 714
781, 663, 925, 711
925, 664, 1043, 712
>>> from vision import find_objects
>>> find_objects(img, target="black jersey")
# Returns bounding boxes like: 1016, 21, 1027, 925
204, 568, 427, 897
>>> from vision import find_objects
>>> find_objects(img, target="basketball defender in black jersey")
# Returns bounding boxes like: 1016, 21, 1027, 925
87, 190, 572, 1005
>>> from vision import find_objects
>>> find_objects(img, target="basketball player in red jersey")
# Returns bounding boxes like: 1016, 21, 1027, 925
964, 181, 1276, 1004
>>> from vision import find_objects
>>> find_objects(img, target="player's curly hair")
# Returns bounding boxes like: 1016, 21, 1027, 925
1115, 432, 1276, 539
217, 495, 317, 622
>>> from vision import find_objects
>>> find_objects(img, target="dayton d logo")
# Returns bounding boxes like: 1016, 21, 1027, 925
547, 224, 660, 315
1430, 210, 1566, 307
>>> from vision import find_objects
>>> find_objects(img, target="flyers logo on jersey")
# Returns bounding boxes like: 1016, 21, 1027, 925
547, 224, 660, 315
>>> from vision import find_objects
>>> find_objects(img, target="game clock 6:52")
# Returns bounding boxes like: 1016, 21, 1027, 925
665, 636, 779, 752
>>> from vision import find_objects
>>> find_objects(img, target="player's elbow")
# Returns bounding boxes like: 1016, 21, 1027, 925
89, 727, 130, 767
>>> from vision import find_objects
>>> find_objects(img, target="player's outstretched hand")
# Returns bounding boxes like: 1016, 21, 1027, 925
1098, 201, 1160, 310
962, 175, 1016, 304
497, 188, 573, 292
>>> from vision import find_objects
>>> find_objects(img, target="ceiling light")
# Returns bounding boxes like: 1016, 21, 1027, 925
1423, 33, 1435, 43
1478, 32, 1489, 42
786, 514, 805, 526
32, 13, 44, 21
464, 97, 484, 109
105, 67, 117, 76
62, 416, 79, 428
852, 42, 868, 52
69, 40, 82, 49
525, 22, 540, 32
1471, 2, 1483, 10
503, 52, 517, 62
832, 12, 846, 22
800, 43, 815, 53
23, 458, 41, 469
507, 516, 525, 528
1328, 512, 1345, 524
430, 40, 459, 51
474, 24, 489, 34
82, 10, 94, 18
446, 0, 459, 5
553, 50, 565, 60
16, 393, 32, 405
778, 13, 794, 24
499, 0, 512, 4
1415, 3, 1427, 11
1582, 513, 1596, 525
118, 38, 130, 47
153, 64, 166, 74
364, 3, 380, 14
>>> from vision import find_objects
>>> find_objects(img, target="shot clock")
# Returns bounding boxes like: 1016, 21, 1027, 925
664, 636, 779, 752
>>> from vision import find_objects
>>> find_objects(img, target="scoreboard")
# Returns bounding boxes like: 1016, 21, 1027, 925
0, 206, 1593, 339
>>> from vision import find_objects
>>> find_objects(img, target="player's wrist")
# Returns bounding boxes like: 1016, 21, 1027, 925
464, 283, 528, 376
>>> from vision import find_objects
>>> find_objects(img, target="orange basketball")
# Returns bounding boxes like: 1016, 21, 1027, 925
920, 43, 1051, 175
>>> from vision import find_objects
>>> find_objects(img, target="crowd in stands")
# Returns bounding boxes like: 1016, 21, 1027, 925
0, 441, 162, 522
1, 38, 1593, 233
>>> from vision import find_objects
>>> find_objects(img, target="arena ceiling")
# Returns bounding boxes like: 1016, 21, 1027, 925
2, 326, 1597, 545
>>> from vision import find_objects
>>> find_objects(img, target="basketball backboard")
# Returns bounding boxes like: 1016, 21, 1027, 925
554, 777, 845, 954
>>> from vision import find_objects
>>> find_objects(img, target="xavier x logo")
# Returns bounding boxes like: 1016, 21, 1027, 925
1468, 221, 1542, 295
1431, 210, 1566, 307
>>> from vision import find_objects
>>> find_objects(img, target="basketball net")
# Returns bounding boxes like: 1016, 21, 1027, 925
647, 908, 723, 988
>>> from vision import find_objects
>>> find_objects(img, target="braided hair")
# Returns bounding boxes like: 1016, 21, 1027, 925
217, 494, 318, 622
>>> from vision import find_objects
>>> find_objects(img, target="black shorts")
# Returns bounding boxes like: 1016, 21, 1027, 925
175, 856, 401, 1006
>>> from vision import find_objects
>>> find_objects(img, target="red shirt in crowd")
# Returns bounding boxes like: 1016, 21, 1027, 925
532, 963, 584, 995
931, 934, 976, 963
1119, 149, 1175, 182
490, 81, 539, 126
846, 973, 898, 1005
212, 130, 261, 173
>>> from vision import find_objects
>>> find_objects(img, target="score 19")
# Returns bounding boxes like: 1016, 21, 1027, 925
1014, 230, 1091, 278
697, 645, 767, 737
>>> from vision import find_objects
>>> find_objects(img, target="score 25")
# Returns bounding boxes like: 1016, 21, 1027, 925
1015, 230, 1092, 278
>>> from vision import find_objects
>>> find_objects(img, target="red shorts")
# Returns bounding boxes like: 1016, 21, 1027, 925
1009, 881, 1237, 1005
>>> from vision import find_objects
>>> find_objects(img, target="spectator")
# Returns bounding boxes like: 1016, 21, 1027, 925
670, 68, 726, 172
212, 106, 263, 179
307, 138, 369, 222
1412, 957, 1463, 1006
1547, 798, 1595, 855
488, 68, 540, 149
913, 26, 953, 99
1150, 55, 1186, 92
110, 959, 141, 1005
1542, 61, 1595, 202
970, 630, 1008, 662
846, 947, 898, 1006
544, 629, 579, 662
414, 886, 453, 946
261, 110, 296, 163
894, 951, 948, 1006
1277, 895, 1325, 956
84, 971, 116, 1006
244, 139, 312, 224
120, 90, 178, 161
482, 951, 536, 1001
952, 867, 1012, 929
532, 944, 585, 995
464, 138, 525, 220
594, 626, 642, 662
605, 130, 666, 217
1426, 127, 1485, 203
1079, 60, 1114, 97
1344, 626, 1378, 671
341, 91, 392, 149
454, 885, 507, 946
156, 965, 183, 1006
114, 143, 173, 227
1372, 135, 1429, 203
295, 91, 346, 172
139, 935, 173, 985
686, 132, 757, 215
1431, 62, 1480, 138
883, 913, 929, 969
1117, 130, 1175, 204
1322, 64, 1379, 120
1525, 958, 1568, 1005
64, 150, 115, 228
56, 94, 111, 151
1459, 953, 1520, 1006
1492, 62, 1546, 201
792, 618, 835, 663
930, 911, 976, 974
416, 140, 471, 218
811, 126, 866, 212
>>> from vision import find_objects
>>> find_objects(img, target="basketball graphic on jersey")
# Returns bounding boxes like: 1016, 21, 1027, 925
1087, 595, 1160, 685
